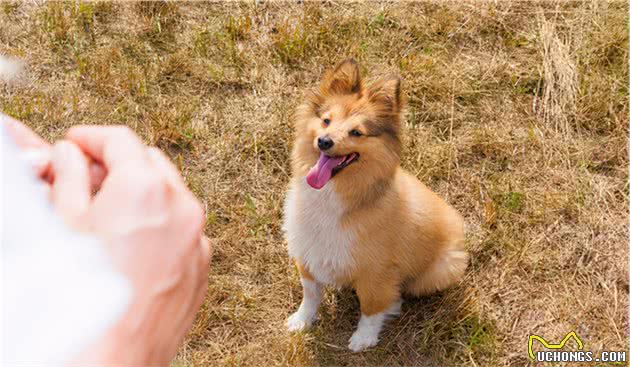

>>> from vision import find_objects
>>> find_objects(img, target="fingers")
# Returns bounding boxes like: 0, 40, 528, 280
66, 127, 186, 192
194, 236, 212, 307
3, 119, 108, 189
23, 148, 107, 190
89, 162, 107, 191
179, 236, 211, 343
2, 113, 53, 177
21, 148, 52, 177
189, 264, 209, 329
200, 236, 213, 265
1, 113, 49, 149
65, 125, 148, 170
147, 147, 184, 188
147, 146, 207, 243
51, 141, 92, 227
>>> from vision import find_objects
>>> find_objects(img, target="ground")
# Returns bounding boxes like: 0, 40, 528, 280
0, 1, 628, 366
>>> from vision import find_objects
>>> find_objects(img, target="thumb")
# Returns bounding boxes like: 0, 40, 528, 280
51, 141, 91, 227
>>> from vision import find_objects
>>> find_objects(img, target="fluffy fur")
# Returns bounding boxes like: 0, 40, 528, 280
283, 59, 469, 352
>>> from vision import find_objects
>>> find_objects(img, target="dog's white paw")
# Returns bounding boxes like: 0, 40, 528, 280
348, 330, 379, 352
286, 311, 314, 332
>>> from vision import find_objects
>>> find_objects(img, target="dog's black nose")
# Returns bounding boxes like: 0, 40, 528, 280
317, 136, 334, 150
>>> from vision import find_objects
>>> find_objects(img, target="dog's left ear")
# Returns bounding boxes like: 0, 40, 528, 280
368, 75, 404, 113
321, 58, 362, 96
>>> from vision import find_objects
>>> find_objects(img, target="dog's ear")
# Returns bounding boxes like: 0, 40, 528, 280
321, 58, 362, 96
368, 75, 404, 113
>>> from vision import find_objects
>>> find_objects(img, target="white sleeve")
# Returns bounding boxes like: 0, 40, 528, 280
1, 125, 131, 366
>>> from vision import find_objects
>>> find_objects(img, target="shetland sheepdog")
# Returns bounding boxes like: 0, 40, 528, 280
283, 59, 468, 352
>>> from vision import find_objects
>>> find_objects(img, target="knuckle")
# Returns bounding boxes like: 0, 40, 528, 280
109, 126, 140, 145
144, 176, 171, 199
110, 125, 134, 137
56, 140, 81, 155
51, 141, 83, 170
178, 195, 205, 237
191, 196, 205, 218
187, 198, 206, 231
130, 172, 170, 202
201, 237, 214, 264
65, 125, 87, 137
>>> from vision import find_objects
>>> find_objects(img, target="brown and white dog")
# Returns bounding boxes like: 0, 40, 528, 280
283, 59, 468, 352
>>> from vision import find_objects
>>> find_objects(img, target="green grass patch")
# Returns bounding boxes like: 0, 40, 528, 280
501, 191, 525, 213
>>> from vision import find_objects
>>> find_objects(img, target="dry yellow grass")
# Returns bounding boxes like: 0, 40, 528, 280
1, 1, 628, 366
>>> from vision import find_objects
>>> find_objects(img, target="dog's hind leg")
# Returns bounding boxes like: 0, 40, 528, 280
349, 273, 402, 352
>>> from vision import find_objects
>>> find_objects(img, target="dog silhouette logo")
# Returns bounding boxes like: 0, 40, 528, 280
528, 331, 584, 360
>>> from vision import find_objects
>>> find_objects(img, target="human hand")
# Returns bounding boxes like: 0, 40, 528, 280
1, 113, 105, 186
46, 125, 211, 366
3, 116, 210, 365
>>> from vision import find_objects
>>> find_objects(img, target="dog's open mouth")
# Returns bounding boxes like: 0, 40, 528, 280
306, 152, 359, 190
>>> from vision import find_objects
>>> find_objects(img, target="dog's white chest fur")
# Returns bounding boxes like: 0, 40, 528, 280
283, 180, 356, 286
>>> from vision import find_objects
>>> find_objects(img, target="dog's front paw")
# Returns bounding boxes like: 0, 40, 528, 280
348, 330, 379, 352
286, 311, 314, 332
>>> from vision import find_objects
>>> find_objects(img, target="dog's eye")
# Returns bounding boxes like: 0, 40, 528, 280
349, 129, 362, 137
323, 118, 331, 126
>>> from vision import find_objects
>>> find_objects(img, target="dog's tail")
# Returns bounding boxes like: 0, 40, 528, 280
405, 245, 468, 296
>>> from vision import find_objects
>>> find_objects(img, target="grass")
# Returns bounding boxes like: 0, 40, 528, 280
1, 1, 628, 366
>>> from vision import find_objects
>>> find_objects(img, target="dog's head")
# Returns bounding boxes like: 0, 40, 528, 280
294, 58, 405, 190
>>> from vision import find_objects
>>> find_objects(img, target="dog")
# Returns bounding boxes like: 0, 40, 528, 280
283, 59, 468, 352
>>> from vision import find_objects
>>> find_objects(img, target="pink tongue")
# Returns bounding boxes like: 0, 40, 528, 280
306, 152, 345, 189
